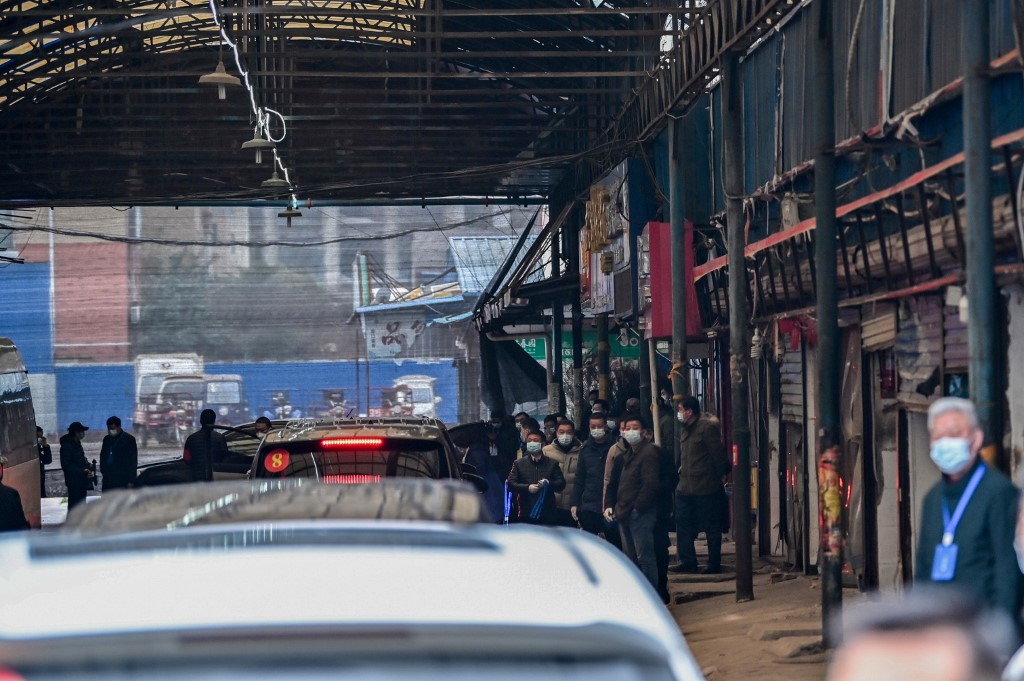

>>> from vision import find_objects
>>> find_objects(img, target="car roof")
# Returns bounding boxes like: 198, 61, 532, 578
62, 479, 489, 531
259, 417, 450, 445
0, 520, 702, 679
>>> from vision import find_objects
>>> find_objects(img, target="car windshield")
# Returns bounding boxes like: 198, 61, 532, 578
161, 380, 203, 400
254, 439, 442, 481
139, 375, 166, 397
410, 387, 432, 402
206, 381, 241, 404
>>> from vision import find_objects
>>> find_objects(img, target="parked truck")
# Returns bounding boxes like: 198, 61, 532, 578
132, 354, 203, 446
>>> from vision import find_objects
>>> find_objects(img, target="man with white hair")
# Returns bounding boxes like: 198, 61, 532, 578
915, 397, 1021, 623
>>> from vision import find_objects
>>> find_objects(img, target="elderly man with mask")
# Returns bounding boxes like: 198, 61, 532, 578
914, 397, 1020, 624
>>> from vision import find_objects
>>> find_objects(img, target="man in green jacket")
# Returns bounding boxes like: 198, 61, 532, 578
671, 396, 730, 574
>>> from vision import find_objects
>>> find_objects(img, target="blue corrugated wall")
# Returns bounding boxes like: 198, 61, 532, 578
0, 262, 53, 374
55, 359, 458, 430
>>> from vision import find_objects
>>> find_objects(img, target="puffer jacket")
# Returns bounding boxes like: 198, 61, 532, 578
676, 415, 730, 496
606, 438, 660, 518
543, 438, 581, 511
506, 453, 566, 523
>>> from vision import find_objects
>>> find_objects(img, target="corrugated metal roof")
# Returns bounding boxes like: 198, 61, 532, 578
448, 236, 531, 294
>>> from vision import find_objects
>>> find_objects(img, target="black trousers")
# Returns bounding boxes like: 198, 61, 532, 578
655, 513, 671, 596
675, 488, 727, 570
66, 481, 88, 510
578, 509, 622, 550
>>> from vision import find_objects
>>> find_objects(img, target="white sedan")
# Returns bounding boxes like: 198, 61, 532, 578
0, 480, 704, 680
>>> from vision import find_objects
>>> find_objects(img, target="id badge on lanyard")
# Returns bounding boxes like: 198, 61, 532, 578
931, 464, 986, 582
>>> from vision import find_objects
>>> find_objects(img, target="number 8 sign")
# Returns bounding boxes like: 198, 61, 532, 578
264, 449, 291, 473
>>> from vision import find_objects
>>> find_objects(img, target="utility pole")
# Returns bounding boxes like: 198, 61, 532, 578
551, 227, 566, 414
722, 51, 753, 603
570, 214, 585, 426
597, 313, 611, 401
812, 0, 842, 647
669, 118, 689, 469
964, 0, 998, 448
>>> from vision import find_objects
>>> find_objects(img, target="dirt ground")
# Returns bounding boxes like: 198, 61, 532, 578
665, 539, 863, 680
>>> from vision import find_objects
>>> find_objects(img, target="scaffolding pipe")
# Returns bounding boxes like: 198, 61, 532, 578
669, 117, 689, 470
723, 51, 753, 603
964, 0, 999, 448
811, 0, 843, 646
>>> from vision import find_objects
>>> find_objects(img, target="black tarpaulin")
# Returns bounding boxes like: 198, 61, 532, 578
479, 334, 547, 414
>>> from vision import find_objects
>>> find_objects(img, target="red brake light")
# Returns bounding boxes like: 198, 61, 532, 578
323, 474, 382, 484
320, 437, 384, 449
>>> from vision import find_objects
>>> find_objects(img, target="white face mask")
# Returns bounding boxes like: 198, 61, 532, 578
623, 430, 642, 445
108, 429, 118, 437
677, 412, 687, 423
557, 434, 573, 446
526, 441, 542, 454
590, 428, 606, 439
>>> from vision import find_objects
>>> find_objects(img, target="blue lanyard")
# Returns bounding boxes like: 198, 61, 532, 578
503, 481, 513, 525
941, 463, 986, 546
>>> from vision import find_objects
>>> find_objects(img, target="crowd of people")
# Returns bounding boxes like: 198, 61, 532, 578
480, 391, 731, 605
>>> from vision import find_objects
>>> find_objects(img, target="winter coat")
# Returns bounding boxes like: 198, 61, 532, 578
0, 483, 29, 532
99, 431, 138, 490
506, 453, 566, 524
182, 426, 230, 482
602, 438, 628, 507
915, 457, 1022, 621
606, 438, 660, 518
676, 415, 730, 496
543, 438, 581, 511
59, 433, 91, 489
571, 436, 614, 514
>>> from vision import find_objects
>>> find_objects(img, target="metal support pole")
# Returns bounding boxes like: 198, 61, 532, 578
570, 216, 586, 427
669, 118, 689, 469
669, 119, 690, 405
552, 300, 566, 414
964, 0, 999, 448
723, 52, 754, 602
649, 338, 663, 445
812, 0, 842, 647
597, 313, 611, 401
639, 331, 653, 424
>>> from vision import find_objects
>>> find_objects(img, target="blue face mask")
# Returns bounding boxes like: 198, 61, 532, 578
929, 437, 972, 475
526, 442, 542, 454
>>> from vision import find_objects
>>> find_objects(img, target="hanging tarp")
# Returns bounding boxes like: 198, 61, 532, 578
895, 296, 943, 410
479, 334, 547, 414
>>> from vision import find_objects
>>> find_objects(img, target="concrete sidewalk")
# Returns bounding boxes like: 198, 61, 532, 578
667, 537, 861, 680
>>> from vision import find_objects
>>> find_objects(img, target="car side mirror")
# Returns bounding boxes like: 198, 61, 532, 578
434, 396, 442, 404
462, 471, 488, 494
459, 462, 480, 476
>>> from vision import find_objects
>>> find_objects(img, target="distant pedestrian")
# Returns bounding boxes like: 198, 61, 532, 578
506, 430, 565, 526
672, 397, 730, 574
605, 415, 660, 590
572, 414, 620, 548
543, 419, 582, 527
99, 416, 138, 491
36, 426, 52, 498
914, 397, 1021, 623
182, 409, 230, 482
486, 409, 520, 481
542, 414, 560, 444
254, 416, 274, 436
0, 455, 30, 532
463, 416, 511, 522
59, 422, 93, 510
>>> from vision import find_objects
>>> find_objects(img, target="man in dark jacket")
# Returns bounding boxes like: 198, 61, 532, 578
99, 415, 138, 491
915, 397, 1021, 623
0, 456, 30, 532
655, 421, 679, 603
672, 396, 730, 574
605, 415, 660, 589
487, 409, 521, 482
59, 421, 93, 510
183, 409, 230, 482
571, 414, 620, 548
507, 430, 566, 525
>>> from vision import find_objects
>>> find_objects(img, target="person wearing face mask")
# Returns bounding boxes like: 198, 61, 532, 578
604, 415, 661, 590
543, 419, 583, 527
914, 398, 1021, 623
36, 426, 52, 499
572, 414, 621, 549
98, 415, 138, 492
506, 430, 566, 525
542, 414, 560, 445
60, 422, 93, 510
672, 396, 730, 575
